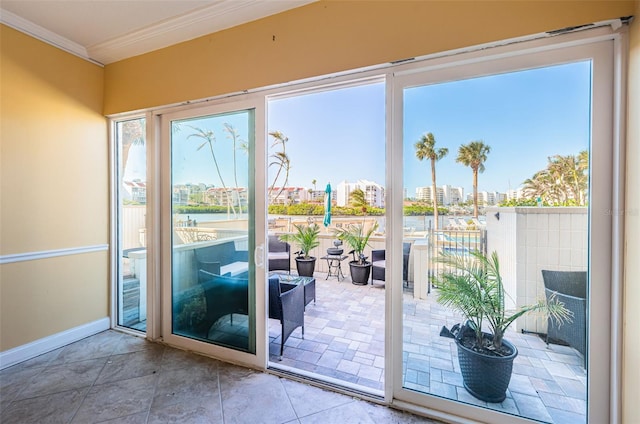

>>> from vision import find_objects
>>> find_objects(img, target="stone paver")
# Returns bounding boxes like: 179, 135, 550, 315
268, 271, 587, 423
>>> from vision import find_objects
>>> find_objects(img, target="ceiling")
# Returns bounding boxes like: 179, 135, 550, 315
0, 0, 316, 65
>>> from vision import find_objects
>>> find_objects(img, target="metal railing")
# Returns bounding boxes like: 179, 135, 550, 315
427, 228, 487, 293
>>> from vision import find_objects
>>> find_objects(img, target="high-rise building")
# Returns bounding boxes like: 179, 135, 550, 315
337, 180, 385, 208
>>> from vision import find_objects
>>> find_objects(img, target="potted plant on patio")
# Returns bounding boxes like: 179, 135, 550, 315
333, 222, 378, 285
436, 250, 571, 402
279, 223, 320, 277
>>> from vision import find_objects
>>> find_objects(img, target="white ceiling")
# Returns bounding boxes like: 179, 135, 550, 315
0, 0, 316, 65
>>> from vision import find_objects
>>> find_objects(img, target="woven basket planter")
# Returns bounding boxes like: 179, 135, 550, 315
456, 335, 518, 403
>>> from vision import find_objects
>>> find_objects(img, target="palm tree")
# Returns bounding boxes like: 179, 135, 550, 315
549, 152, 589, 205
223, 123, 245, 212
350, 188, 368, 214
522, 151, 589, 206
456, 140, 491, 218
188, 126, 237, 217
415, 132, 449, 230
268, 131, 291, 203
523, 171, 556, 204
120, 118, 145, 177
311, 179, 317, 201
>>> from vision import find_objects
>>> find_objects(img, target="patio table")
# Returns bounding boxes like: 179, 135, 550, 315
275, 274, 316, 309
321, 254, 348, 281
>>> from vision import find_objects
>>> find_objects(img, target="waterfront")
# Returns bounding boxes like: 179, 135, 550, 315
176, 213, 484, 233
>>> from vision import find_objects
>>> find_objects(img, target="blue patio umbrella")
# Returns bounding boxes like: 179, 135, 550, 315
323, 183, 332, 227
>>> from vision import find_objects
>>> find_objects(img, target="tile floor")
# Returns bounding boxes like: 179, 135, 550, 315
268, 272, 587, 424
0, 330, 441, 424
269, 273, 386, 393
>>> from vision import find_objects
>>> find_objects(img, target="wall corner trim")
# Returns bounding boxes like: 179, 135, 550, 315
0, 317, 110, 370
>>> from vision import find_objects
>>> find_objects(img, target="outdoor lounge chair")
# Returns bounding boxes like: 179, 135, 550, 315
194, 270, 249, 338
542, 269, 587, 364
268, 235, 291, 273
194, 241, 249, 278
268, 275, 305, 356
371, 242, 411, 286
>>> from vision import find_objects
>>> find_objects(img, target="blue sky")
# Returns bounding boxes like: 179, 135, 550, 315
171, 111, 251, 187
126, 60, 591, 198
270, 60, 591, 197
268, 84, 386, 191
403, 61, 591, 195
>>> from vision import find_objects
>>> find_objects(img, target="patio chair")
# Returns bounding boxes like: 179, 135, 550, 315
371, 242, 411, 286
268, 235, 291, 273
194, 241, 249, 278
195, 270, 249, 337
268, 275, 305, 356
541, 269, 587, 364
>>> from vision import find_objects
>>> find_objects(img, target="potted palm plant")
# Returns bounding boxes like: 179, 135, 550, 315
333, 222, 378, 285
436, 250, 571, 402
279, 223, 320, 277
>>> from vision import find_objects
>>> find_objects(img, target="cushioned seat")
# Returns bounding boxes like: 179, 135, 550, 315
194, 241, 249, 280
180, 270, 249, 339
268, 235, 291, 272
371, 242, 411, 286
221, 261, 249, 277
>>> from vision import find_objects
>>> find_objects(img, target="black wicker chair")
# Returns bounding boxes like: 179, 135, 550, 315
194, 241, 249, 278
268, 235, 291, 273
371, 242, 411, 286
541, 270, 587, 364
194, 270, 249, 337
268, 275, 305, 356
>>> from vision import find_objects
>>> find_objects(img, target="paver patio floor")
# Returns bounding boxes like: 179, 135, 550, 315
269, 271, 587, 424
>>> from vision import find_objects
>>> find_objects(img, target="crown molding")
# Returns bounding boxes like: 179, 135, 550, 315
1, 0, 315, 66
0, 8, 101, 65
88, 0, 316, 64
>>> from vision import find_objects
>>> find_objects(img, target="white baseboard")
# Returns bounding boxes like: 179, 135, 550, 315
0, 317, 110, 370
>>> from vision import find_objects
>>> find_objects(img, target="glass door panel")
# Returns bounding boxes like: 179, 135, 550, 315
169, 109, 256, 353
115, 117, 147, 331
402, 61, 591, 422
393, 38, 614, 424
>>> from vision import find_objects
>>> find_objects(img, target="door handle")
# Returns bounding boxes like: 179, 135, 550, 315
254, 243, 265, 268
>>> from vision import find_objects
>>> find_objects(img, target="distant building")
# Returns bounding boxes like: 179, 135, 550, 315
416, 185, 463, 206
205, 187, 248, 207
472, 191, 507, 206
507, 188, 524, 201
123, 180, 146, 203
173, 185, 190, 205
337, 180, 385, 208
268, 187, 310, 205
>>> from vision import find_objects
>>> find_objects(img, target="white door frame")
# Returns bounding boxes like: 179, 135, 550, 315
388, 29, 623, 424
156, 97, 267, 369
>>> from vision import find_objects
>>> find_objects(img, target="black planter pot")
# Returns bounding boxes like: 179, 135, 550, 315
295, 257, 316, 277
456, 336, 518, 402
349, 261, 371, 285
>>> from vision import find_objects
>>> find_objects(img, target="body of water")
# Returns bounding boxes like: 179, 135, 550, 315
177, 213, 483, 233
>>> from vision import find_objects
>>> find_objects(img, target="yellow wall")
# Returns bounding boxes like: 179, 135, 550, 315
104, 0, 636, 115
623, 3, 640, 423
0, 25, 108, 350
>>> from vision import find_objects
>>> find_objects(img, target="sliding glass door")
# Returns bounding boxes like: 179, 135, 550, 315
160, 100, 266, 364
111, 25, 621, 424
391, 37, 615, 423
